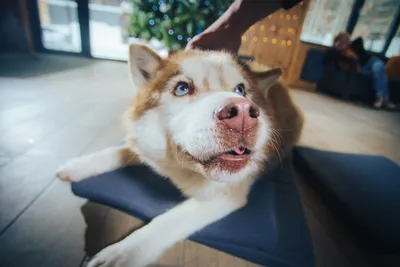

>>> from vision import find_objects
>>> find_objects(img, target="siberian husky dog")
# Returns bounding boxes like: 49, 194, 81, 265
56, 44, 304, 267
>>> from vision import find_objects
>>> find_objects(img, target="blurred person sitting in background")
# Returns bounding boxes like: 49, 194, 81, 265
333, 32, 396, 109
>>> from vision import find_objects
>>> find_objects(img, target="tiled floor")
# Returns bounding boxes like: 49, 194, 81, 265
0, 55, 399, 267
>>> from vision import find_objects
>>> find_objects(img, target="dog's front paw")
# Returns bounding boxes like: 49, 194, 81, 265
56, 158, 93, 182
87, 243, 130, 267
87, 241, 152, 267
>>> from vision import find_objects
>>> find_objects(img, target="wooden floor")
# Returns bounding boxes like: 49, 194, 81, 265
0, 55, 399, 267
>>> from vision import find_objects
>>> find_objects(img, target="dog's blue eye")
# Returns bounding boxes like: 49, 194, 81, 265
174, 82, 191, 96
234, 83, 245, 96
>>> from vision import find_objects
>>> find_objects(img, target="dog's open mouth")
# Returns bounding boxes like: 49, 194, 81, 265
198, 146, 252, 173
219, 146, 252, 160
183, 145, 253, 173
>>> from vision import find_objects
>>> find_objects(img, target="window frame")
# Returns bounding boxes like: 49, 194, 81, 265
301, 0, 400, 57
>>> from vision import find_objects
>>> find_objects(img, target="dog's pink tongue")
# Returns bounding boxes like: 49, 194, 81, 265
233, 147, 245, 155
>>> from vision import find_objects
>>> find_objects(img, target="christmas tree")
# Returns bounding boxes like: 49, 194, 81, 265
129, 0, 232, 51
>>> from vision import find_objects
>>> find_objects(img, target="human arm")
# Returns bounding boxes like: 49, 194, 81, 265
186, 0, 304, 54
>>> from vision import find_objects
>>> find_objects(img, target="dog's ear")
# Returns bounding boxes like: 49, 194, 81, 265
128, 44, 163, 89
254, 68, 283, 89
251, 68, 283, 93
237, 59, 282, 93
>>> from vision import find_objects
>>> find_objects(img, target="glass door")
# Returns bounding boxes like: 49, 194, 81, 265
88, 0, 168, 60
88, 0, 130, 60
37, 0, 82, 53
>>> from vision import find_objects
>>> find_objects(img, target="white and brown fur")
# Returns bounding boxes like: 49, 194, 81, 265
56, 45, 304, 267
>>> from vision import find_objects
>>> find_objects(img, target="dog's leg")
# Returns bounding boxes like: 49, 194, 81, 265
56, 145, 139, 182
87, 194, 246, 267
